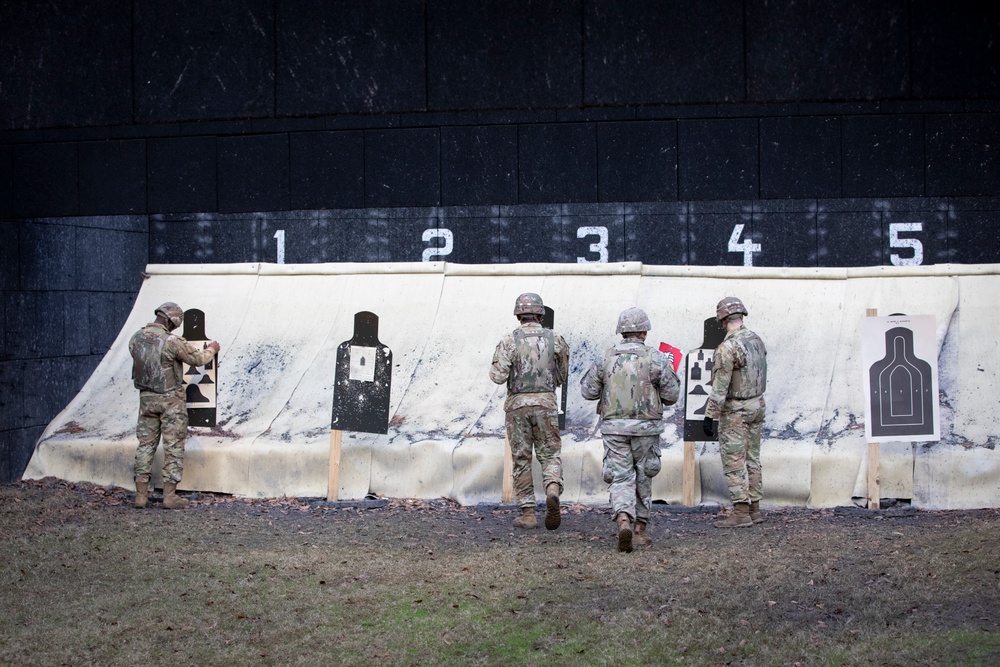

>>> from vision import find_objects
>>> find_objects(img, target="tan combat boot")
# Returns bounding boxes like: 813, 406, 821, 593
544, 482, 561, 531
750, 500, 764, 524
513, 507, 537, 529
714, 502, 753, 528
616, 513, 633, 553
633, 521, 651, 547
162, 482, 190, 509
134, 479, 149, 509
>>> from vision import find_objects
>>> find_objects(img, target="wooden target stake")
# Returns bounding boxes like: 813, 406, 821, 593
328, 429, 342, 501
682, 440, 696, 506
865, 307, 881, 510
502, 435, 514, 503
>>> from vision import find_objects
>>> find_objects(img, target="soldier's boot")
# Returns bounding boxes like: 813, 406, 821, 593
616, 513, 633, 553
134, 479, 149, 509
513, 507, 537, 529
544, 482, 561, 531
750, 500, 764, 524
633, 521, 651, 547
162, 482, 190, 510
714, 502, 753, 528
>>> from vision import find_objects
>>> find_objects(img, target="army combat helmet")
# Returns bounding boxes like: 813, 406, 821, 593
616, 307, 651, 334
513, 292, 545, 316
716, 296, 748, 322
155, 302, 184, 330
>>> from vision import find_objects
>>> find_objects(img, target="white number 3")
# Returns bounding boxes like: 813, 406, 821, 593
577, 226, 608, 263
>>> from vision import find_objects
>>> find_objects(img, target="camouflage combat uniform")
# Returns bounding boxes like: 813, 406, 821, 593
129, 322, 217, 484
490, 321, 569, 509
581, 339, 680, 524
705, 325, 767, 505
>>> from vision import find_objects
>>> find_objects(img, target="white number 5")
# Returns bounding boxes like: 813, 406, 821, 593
889, 222, 923, 266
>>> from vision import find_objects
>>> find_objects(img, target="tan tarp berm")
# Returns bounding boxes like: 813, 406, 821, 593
24, 262, 1000, 510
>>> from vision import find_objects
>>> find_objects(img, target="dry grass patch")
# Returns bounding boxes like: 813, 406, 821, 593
1, 479, 999, 666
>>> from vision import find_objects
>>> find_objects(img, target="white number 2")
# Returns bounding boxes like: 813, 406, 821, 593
728, 224, 761, 266
889, 222, 923, 266
576, 226, 608, 263
422, 228, 453, 262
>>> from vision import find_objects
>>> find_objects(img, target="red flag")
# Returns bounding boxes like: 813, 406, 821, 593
658, 342, 683, 373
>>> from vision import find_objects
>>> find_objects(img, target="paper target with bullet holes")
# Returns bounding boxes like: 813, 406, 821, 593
331, 311, 393, 434
182, 308, 217, 427
683, 317, 726, 441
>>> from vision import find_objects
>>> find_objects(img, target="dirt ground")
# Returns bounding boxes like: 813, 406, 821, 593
2, 478, 1000, 666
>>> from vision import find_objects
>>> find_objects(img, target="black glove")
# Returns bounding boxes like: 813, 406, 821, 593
703, 416, 716, 438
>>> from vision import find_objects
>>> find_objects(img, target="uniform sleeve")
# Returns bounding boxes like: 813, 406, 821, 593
172, 337, 217, 368
554, 334, 569, 387
579, 357, 604, 402
489, 336, 512, 385
704, 342, 734, 419
655, 355, 681, 406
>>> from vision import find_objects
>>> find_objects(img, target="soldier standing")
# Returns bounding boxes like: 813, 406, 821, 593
581, 308, 680, 552
128, 302, 219, 509
703, 297, 767, 528
490, 293, 569, 530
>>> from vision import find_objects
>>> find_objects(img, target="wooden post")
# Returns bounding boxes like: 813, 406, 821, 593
865, 307, 880, 510
502, 434, 514, 503
867, 442, 880, 510
327, 429, 342, 501
682, 440, 696, 506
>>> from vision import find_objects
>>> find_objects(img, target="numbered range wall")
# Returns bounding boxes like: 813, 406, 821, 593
24, 263, 1000, 509
149, 199, 999, 267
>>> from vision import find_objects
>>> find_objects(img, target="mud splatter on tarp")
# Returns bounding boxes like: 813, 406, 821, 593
218, 343, 293, 425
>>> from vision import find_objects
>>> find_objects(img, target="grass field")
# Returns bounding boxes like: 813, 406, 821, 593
1, 479, 998, 666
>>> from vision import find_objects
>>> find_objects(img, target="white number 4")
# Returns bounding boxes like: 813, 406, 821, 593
728, 224, 761, 266
889, 222, 923, 266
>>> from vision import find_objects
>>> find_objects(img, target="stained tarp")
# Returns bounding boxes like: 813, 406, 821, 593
24, 262, 1000, 509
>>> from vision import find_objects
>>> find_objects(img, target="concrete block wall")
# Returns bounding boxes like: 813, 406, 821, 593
1, 1, 999, 481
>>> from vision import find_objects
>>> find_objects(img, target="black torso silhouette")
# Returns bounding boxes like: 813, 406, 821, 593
331, 311, 392, 434
868, 326, 935, 437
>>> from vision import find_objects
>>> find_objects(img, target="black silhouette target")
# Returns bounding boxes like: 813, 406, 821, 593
684, 317, 726, 441
182, 308, 217, 427
331, 311, 393, 435
868, 326, 935, 438
541, 306, 567, 431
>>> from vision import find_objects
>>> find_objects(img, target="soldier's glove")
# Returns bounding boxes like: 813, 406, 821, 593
703, 417, 716, 438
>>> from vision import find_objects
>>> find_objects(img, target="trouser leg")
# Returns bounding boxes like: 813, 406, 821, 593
719, 410, 750, 504
506, 409, 537, 509
603, 434, 636, 521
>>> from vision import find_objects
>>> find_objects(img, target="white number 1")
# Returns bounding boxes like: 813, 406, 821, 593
728, 224, 761, 266
274, 229, 285, 264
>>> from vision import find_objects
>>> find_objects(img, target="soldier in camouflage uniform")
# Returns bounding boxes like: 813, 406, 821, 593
581, 308, 680, 552
703, 297, 767, 528
129, 302, 219, 510
490, 293, 569, 530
